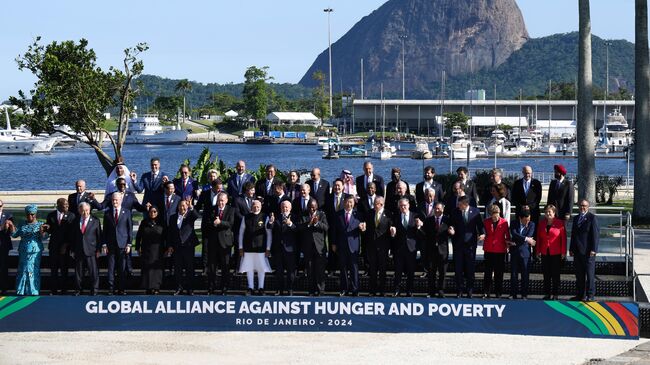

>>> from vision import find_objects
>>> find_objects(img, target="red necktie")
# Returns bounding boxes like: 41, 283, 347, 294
345, 212, 350, 225
114, 210, 119, 223
183, 179, 187, 191
167, 197, 171, 209
219, 210, 224, 219
81, 219, 87, 234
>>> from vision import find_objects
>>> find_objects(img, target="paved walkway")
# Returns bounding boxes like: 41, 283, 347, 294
590, 341, 650, 364
633, 229, 650, 302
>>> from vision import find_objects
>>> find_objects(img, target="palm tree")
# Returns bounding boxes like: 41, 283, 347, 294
577, 0, 596, 204
634, 0, 650, 224
175, 79, 192, 125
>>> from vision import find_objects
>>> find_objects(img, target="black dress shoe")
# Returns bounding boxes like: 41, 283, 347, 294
245, 288, 253, 296
90, 291, 97, 296
107, 290, 115, 296
351, 292, 359, 297
436, 291, 445, 298
568, 296, 582, 301
508, 295, 518, 300
257, 289, 265, 296
465, 293, 472, 299
456, 294, 462, 299
173, 289, 183, 296
542, 295, 551, 300
221, 289, 228, 296
405, 292, 413, 297
551, 295, 559, 300
586, 296, 595, 301
186, 290, 194, 296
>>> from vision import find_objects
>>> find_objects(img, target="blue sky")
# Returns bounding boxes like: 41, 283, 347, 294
0, 0, 638, 99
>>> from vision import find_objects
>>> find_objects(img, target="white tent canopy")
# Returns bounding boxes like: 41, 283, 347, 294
266, 112, 321, 126
225, 110, 238, 117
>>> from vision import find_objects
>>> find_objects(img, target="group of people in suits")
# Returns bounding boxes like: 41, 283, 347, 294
0, 158, 600, 301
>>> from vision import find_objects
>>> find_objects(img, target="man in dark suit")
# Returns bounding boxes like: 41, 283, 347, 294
390, 198, 420, 297
448, 196, 485, 298
0, 200, 14, 295
511, 166, 543, 225
297, 199, 329, 296
481, 168, 511, 206
234, 182, 257, 239
269, 200, 298, 295
101, 193, 133, 295
415, 166, 444, 207
456, 166, 479, 204
195, 177, 224, 276
226, 160, 255, 199
68, 179, 101, 214
161, 181, 181, 226
292, 183, 313, 217
444, 181, 477, 216
45, 198, 76, 294
133, 157, 170, 208
331, 196, 363, 296
357, 182, 378, 219
72, 202, 101, 295
264, 181, 291, 216
547, 164, 574, 221
205, 192, 234, 295
386, 181, 417, 215
255, 164, 279, 203
420, 202, 450, 298
173, 164, 199, 202
509, 207, 536, 299
356, 161, 385, 199
385, 167, 410, 202
324, 179, 348, 274
570, 199, 600, 301
102, 177, 146, 213
363, 196, 392, 296
306, 167, 330, 209
167, 199, 200, 295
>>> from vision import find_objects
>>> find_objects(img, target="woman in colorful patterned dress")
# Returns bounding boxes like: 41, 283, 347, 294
6, 204, 48, 295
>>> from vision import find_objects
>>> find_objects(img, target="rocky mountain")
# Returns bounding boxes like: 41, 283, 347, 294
299, 0, 529, 97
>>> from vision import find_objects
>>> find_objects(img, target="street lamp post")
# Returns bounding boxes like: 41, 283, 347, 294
604, 41, 611, 126
324, 8, 334, 118
399, 35, 408, 100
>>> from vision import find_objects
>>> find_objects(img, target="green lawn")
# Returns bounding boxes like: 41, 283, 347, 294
181, 123, 207, 133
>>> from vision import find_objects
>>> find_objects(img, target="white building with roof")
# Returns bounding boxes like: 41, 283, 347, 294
266, 112, 321, 126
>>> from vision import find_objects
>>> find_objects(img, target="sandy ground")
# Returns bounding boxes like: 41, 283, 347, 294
0, 332, 644, 365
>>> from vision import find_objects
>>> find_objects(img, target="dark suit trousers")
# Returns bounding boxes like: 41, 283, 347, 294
541, 254, 562, 296
394, 248, 416, 293
483, 252, 505, 296
75, 254, 98, 292
50, 246, 70, 291
0, 250, 8, 292
366, 245, 388, 294
207, 239, 231, 290
510, 252, 530, 297
574, 254, 596, 298
304, 249, 326, 294
453, 245, 477, 294
107, 248, 128, 291
273, 249, 297, 292
338, 248, 359, 294
427, 246, 448, 295
174, 245, 195, 290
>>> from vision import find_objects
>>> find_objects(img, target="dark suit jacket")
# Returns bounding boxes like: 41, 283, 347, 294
392, 212, 418, 252
102, 208, 133, 249
443, 194, 477, 216
460, 180, 480, 204
292, 195, 315, 217
269, 213, 298, 253
264, 194, 291, 216
135, 170, 169, 207
307, 179, 330, 209
415, 181, 444, 206
511, 178, 543, 221
45, 210, 76, 252
386, 194, 417, 215
332, 209, 362, 253
255, 178, 279, 202
285, 183, 301, 202
420, 214, 451, 256
173, 177, 199, 201
324, 193, 350, 222
386, 180, 411, 202
547, 178, 574, 219
356, 195, 377, 220
570, 212, 600, 255
68, 191, 101, 214
195, 189, 222, 224
509, 219, 536, 259
481, 182, 511, 206
208, 205, 235, 249
226, 173, 255, 199
161, 194, 181, 226
449, 206, 485, 247
101, 192, 145, 213
0, 211, 14, 253
167, 210, 200, 248
233, 195, 254, 236
364, 209, 393, 251
297, 210, 329, 255
356, 174, 385, 199
73, 216, 102, 257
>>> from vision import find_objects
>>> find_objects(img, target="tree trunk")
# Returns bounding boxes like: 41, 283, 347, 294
634, 0, 650, 224
577, 0, 596, 204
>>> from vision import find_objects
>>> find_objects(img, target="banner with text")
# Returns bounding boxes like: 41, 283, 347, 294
0, 296, 639, 339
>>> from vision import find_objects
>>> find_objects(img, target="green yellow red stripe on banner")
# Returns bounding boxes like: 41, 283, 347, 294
545, 301, 639, 337
0, 296, 40, 320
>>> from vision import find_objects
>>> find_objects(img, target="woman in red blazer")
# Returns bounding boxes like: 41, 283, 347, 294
482, 205, 511, 298
536, 204, 567, 300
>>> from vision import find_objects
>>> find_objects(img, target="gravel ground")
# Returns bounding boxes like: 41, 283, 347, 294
0, 332, 644, 365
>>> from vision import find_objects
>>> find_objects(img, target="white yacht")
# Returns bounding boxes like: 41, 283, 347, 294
125, 113, 188, 145
9, 126, 59, 152
317, 136, 340, 150
0, 108, 53, 154
597, 108, 632, 152
450, 138, 478, 159
411, 140, 433, 159
450, 126, 465, 141
490, 129, 507, 142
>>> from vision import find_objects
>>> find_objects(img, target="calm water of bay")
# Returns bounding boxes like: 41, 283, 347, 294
0, 143, 633, 191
